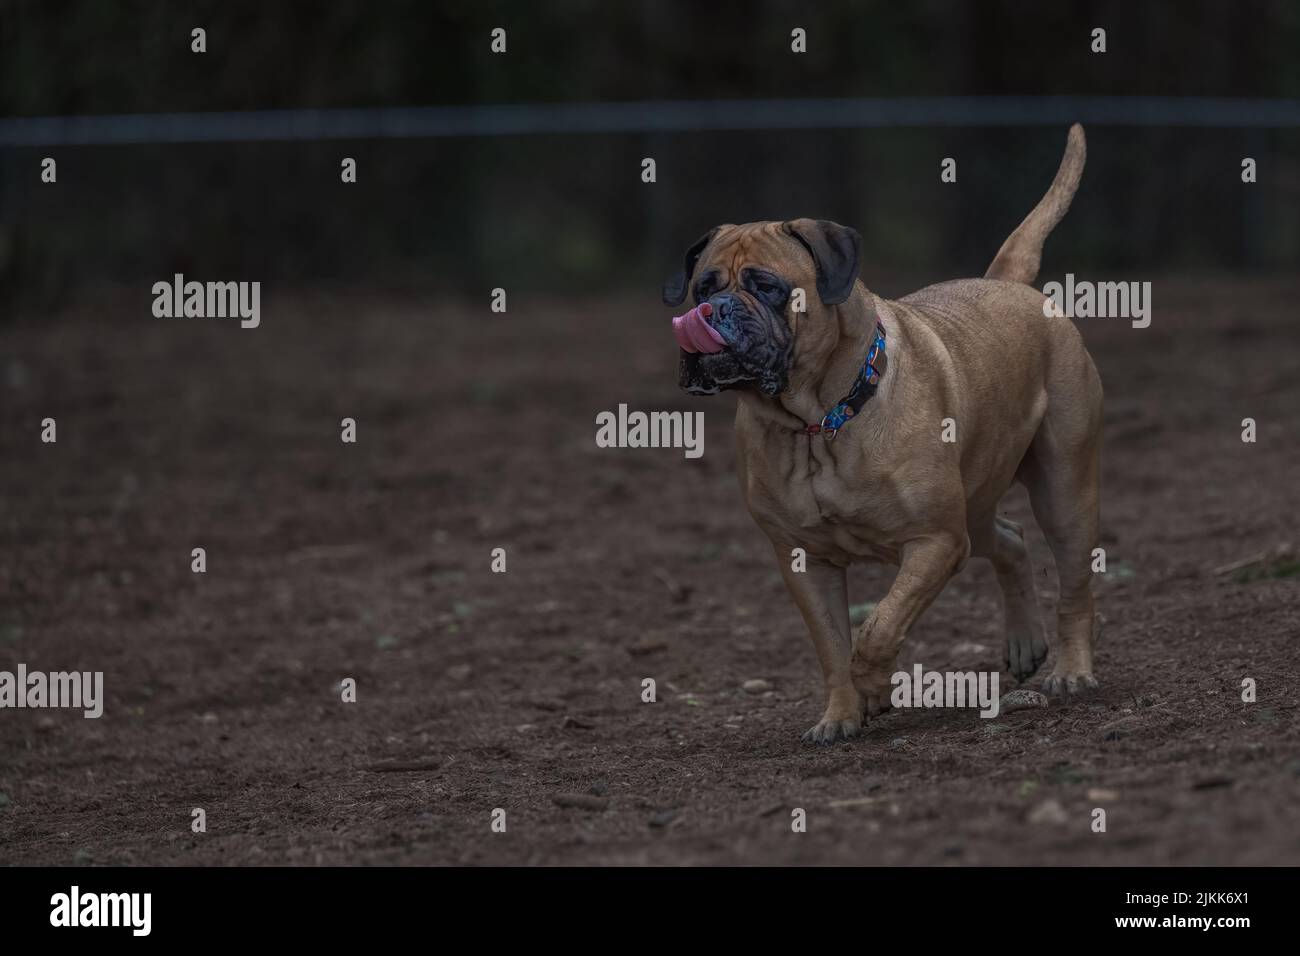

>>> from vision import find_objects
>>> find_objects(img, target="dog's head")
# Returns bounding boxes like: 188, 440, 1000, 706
663, 219, 861, 396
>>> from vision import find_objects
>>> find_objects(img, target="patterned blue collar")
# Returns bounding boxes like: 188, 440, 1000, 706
802, 322, 887, 438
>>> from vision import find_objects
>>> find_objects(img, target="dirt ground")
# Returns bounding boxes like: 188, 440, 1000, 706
2, 277, 1298, 866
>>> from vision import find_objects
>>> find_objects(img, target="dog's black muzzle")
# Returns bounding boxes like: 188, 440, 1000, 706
678, 292, 791, 397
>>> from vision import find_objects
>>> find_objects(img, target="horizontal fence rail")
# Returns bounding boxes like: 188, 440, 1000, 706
2, 96, 1300, 147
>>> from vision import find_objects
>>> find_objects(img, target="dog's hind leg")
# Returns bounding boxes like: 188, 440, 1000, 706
971, 515, 1049, 681
1019, 373, 1103, 695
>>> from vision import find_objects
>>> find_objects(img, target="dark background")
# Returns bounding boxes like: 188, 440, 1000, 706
2, 0, 1298, 306
2, 1, 1299, 868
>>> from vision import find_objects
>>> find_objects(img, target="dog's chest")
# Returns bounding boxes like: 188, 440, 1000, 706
740, 448, 900, 564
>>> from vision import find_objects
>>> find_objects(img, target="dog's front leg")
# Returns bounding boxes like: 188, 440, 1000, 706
774, 546, 862, 744
851, 534, 969, 713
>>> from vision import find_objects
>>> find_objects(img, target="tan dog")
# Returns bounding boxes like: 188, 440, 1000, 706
665, 125, 1101, 743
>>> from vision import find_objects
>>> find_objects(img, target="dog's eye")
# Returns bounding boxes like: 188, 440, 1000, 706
747, 273, 788, 303
693, 272, 719, 302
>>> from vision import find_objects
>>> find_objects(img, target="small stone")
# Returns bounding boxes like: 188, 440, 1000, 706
553, 792, 609, 811
890, 737, 908, 749
1028, 798, 1069, 825
363, 758, 442, 773
742, 679, 771, 694
1087, 788, 1120, 802
998, 690, 1049, 715
446, 663, 472, 682
627, 640, 668, 657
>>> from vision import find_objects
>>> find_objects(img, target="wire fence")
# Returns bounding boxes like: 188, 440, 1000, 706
3, 96, 1300, 147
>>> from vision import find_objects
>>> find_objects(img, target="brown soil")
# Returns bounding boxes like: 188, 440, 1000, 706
2, 277, 1299, 865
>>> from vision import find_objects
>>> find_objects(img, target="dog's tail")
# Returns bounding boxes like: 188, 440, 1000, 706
985, 124, 1086, 286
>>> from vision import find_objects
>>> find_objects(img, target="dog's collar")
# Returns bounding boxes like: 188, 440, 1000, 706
802, 322, 887, 439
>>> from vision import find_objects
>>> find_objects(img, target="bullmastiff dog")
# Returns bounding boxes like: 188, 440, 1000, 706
665, 125, 1102, 743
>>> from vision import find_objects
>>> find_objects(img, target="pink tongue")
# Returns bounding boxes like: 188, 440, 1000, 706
671, 303, 726, 354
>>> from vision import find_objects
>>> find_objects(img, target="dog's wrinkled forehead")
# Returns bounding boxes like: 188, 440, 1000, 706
695, 223, 812, 292
663, 219, 862, 308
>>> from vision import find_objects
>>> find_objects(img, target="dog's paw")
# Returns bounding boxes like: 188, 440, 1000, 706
1005, 631, 1050, 682
800, 715, 862, 745
1042, 669, 1099, 697
865, 694, 892, 718
850, 656, 895, 704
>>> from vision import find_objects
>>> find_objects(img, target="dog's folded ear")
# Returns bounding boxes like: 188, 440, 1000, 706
662, 226, 720, 306
783, 218, 861, 305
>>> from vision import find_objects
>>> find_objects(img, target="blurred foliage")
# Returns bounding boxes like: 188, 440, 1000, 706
5, 0, 1298, 112
1, 0, 1298, 305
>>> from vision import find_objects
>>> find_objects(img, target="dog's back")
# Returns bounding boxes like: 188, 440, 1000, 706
892, 121, 1097, 452
892, 126, 1102, 700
